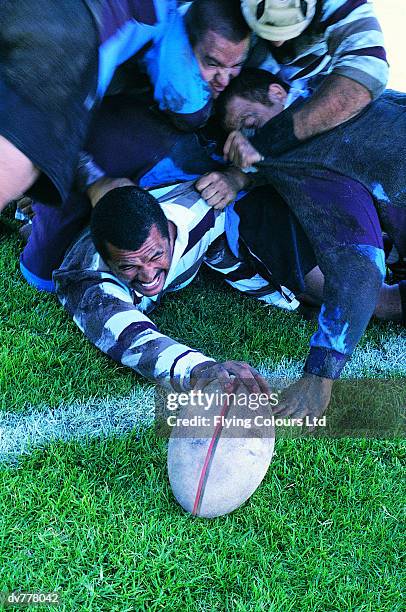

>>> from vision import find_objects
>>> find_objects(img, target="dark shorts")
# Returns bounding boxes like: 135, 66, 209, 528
235, 185, 318, 294
20, 194, 92, 292
0, 0, 98, 204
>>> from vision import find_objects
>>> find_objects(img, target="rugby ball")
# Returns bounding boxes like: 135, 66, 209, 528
167, 382, 275, 518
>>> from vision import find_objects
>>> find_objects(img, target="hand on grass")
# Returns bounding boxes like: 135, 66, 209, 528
190, 360, 271, 396
273, 373, 333, 428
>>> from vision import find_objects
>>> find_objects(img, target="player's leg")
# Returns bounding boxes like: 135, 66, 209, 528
301, 265, 403, 323
20, 193, 92, 292
0, 0, 98, 207
233, 184, 317, 295
0, 137, 40, 211
264, 169, 385, 377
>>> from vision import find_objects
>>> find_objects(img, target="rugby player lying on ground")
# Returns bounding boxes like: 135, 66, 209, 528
193, 68, 406, 418
50, 85, 402, 416
54, 179, 401, 412
51, 74, 403, 420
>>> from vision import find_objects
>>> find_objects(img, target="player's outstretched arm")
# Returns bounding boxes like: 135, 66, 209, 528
53, 234, 216, 392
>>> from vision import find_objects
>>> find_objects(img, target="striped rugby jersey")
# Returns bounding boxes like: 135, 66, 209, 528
54, 182, 298, 392
248, 0, 388, 100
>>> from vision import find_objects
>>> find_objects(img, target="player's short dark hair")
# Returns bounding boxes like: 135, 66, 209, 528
216, 68, 289, 128
90, 186, 169, 263
185, 0, 250, 47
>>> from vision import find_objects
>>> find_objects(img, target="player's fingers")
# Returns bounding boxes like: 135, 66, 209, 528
209, 190, 227, 206
225, 362, 262, 395
215, 368, 235, 393
288, 404, 310, 420
229, 146, 242, 168
206, 195, 225, 209
250, 368, 272, 395
193, 372, 221, 392
194, 363, 237, 393
239, 147, 256, 169
224, 131, 243, 161
195, 173, 215, 191
213, 200, 229, 210
272, 398, 297, 416
192, 365, 221, 391
229, 141, 252, 169
201, 183, 219, 198
223, 131, 237, 159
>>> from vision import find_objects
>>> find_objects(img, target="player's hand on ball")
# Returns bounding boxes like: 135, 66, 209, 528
195, 168, 250, 210
273, 373, 333, 427
190, 360, 271, 395
223, 131, 264, 169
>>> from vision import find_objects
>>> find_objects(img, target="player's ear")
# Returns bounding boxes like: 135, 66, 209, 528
268, 83, 288, 104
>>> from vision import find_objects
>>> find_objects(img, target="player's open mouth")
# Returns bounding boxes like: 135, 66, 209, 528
135, 271, 164, 294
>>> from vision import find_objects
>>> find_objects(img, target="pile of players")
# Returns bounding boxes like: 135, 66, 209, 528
1, 0, 405, 420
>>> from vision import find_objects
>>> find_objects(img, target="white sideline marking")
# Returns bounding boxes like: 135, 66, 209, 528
259, 335, 406, 383
0, 336, 404, 464
0, 387, 155, 464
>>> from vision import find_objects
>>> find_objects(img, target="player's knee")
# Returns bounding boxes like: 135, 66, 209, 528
356, 245, 386, 282
0, 136, 39, 210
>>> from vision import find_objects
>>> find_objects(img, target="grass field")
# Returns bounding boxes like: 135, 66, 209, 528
1, 3, 406, 609
0, 214, 405, 611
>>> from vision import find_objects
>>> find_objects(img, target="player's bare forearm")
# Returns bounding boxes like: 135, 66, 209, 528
293, 75, 372, 141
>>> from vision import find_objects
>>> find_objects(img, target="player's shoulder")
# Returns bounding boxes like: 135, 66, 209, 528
58, 227, 102, 274
319, 0, 375, 25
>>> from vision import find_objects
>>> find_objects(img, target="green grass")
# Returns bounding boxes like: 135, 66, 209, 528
0, 231, 402, 412
1, 433, 404, 611
0, 228, 405, 611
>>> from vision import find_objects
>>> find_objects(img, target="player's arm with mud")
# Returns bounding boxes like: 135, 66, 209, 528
250, 4, 388, 156
53, 236, 216, 392
223, 138, 387, 420
53, 234, 268, 394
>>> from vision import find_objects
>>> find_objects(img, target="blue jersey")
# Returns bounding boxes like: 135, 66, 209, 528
85, 0, 211, 127
142, 3, 212, 129
84, 0, 177, 98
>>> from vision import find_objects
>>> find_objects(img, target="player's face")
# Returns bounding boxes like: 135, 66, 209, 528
106, 223, 176, 297
224, 95, 285, 133
193, 31, 250, 98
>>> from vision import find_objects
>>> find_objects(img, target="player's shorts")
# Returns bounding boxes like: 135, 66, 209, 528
0, 0, 98, 205
232, 185, 318, 294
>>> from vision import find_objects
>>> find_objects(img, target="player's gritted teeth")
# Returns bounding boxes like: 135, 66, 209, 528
106, 222, 177, 297
132, 270, 165, 295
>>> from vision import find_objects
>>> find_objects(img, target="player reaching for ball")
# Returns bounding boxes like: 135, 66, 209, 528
54, 175, 403, 424
53, 181, 284, 399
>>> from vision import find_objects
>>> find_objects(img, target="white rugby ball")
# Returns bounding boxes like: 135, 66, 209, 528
167, 383, 275, 518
